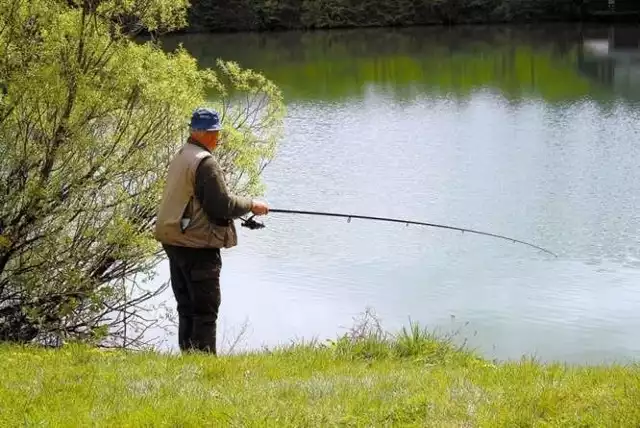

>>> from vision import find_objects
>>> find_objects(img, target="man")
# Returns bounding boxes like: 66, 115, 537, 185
154, 107, 269, 354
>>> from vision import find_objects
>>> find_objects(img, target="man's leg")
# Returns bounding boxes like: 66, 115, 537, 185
186, 249, 222, 354
164, 245, 194, 351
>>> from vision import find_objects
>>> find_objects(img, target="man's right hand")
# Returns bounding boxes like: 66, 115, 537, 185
251, 200, 269, 216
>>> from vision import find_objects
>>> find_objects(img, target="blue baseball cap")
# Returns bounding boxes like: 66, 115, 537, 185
190, 107, 222, 131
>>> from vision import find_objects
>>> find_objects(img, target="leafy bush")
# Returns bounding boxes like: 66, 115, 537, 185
0, 0, 284, 348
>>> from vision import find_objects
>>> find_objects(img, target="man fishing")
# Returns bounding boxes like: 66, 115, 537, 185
154, 107, 269, 354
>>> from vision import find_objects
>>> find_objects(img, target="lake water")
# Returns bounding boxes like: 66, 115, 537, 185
151, 25, 640, 364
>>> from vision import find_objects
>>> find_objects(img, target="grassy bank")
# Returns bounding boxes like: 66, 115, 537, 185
2, 324, 640, 427
187, 0, 589, 32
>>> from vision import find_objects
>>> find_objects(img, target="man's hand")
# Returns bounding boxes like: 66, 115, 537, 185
251, 200, 269, 216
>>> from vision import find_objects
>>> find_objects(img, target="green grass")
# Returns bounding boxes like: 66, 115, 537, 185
1, 322, 640, 427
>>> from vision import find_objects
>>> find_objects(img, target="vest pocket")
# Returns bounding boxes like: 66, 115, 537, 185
210, 225, 227, 246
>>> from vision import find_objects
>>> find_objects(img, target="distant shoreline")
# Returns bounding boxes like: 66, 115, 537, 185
183, 0, 639, 34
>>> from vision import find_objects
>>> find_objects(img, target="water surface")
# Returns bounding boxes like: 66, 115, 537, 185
152, 25, 640, 364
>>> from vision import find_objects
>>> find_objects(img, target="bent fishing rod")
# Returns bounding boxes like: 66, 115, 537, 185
240, 208, 557, 258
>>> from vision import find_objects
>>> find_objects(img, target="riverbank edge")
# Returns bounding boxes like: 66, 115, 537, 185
178, 17, 638, 36
2, 323, 639, 426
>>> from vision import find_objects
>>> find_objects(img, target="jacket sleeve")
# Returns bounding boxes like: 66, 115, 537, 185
194, 156, 253, 220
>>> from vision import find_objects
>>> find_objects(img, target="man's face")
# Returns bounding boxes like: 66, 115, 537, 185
194, 130, 219, 148
205, 130, 219, 147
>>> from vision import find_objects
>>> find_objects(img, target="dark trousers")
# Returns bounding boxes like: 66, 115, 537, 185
162, 244, 222, 354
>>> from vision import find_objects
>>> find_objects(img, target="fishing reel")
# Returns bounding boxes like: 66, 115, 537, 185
240, 215, 266, 230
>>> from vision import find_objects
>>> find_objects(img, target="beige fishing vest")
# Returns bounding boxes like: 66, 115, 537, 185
154, 142, 238, 249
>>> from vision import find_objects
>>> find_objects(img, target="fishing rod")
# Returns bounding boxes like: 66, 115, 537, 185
240, 208, 558, 258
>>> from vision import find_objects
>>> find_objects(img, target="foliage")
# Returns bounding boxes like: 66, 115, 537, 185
211, 60, 284, 197
1, 321, 639, 426
324, 309, 472, 363
187, 0, 587, 32
0, 0, 284, 347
